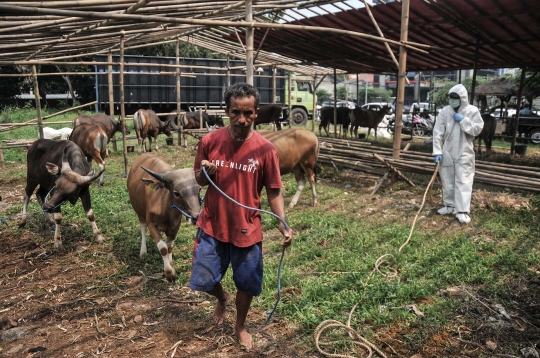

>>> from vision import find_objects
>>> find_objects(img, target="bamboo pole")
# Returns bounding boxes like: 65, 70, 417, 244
245, 0, 254, 86
176, 39, 182, 147
31, 65, 44, 139
0, 4, 429, 53
392, 0, 410, 172
119, 32, 128, 176
108, 50, 117, 151
0, 141, 4, 168
312, 74, 317, 133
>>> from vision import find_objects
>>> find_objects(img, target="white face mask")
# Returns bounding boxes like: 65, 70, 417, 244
449, 98, 461, 108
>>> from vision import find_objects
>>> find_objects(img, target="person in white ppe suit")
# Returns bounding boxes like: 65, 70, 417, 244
433, 84, 484, 224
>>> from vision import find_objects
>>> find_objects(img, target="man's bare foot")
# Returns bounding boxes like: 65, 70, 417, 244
235, 327, 253, 350
212, 291, 230, 325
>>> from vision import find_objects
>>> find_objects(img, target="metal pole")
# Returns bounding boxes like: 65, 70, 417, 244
108, 50, 117, 151
365, 73, 368, 104
119, 32, 128, 176
31, 65, 44, 139
511, 68, 527, 155
226, 53, 231, 88
288, 71, 292, 126
470, 39, 480, 105
392, 0, 410, 160
356, 73, 359, 105
272, 65, 276, 104
176, 39, 182, 146
333, 61, 337, 138
312, 74, 317, 132
245, 0, 253, 85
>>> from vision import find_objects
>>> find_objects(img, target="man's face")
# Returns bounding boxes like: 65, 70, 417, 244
226, 96, 258, 140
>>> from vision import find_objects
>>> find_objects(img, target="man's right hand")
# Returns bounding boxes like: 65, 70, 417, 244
201, 160, 217, 175
434, 155, 442, 164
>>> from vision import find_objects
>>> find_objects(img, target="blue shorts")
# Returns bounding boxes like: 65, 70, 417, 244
190, 229, 263, 297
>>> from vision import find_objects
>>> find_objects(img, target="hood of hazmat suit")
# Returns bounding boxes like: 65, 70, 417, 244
432, 84, 484, 166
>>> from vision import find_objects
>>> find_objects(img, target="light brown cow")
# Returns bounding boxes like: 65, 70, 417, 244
259, 128, 319, 209
349, 105, 391, 140
73, 113, 130, 145
127, 154, 201, 281
133, 109, 172, 153
69, 123, 108, 186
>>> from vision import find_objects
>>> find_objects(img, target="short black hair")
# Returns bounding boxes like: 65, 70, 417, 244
448, 92, 460, 99
224, 83, 260, 109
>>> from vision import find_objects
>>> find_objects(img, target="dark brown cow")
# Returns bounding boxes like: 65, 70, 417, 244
127, 154, 201, 280
476, 113, 496, 155
349, 105, 391, 140
133, 109, 172, 153
255, 104, 286, 130
319, 106, 351, 137
70, 123, 108, 186
168, 110, 224, 147
259, 128, 319, 208
19, 140, 103, 247
73, 113, 130, 143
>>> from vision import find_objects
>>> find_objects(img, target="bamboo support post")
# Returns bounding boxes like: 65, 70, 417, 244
373, 153, 415, 187
0, 141, 4, 168
176, 39, 182, 147
31, 65, 44, 139
108, 50, 117, 151
119, 32, 128, 177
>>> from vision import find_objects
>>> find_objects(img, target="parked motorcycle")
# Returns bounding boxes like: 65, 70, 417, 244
387, 112, 434, 136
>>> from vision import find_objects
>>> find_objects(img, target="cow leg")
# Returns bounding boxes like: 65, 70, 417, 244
153, 135, 159, 152
289, 168, 307, 209
36, 187, 54, 224
183, 133, 188, 148
139, 221, 148, 257
18, 181, 39, 227
52, 211, 63, 247
148, 225, 176, 281
80, 189, 104, 244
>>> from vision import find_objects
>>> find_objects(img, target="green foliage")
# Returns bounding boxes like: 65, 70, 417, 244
0, 66, 24, 105
126, 42, 224, 59
316, 88, 331, 104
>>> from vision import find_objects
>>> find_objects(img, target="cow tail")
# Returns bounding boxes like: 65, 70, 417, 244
133, 111, 141, 130
313, 137, 321, 177
99, 133, 108, 158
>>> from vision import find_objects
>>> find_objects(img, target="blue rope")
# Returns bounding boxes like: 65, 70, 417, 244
0, 186, 67, 224
201, 167, 288, 325
170, 196, 205, 219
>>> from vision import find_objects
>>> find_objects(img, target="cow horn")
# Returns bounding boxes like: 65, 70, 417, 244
77, 169, 104, 185
141, 166, 166, 182
61, 146, 72, 172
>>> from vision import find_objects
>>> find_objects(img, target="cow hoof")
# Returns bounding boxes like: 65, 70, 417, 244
17, 218, 27, 227
164, 270, 177, 282
53, 239, 63, 248
95, 235, 105, 244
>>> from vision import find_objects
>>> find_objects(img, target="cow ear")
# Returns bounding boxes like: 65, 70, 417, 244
141, 177, 165, 191
46, 162, 60, 175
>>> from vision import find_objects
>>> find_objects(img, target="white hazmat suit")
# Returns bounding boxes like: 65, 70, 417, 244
432, 84, 484, 223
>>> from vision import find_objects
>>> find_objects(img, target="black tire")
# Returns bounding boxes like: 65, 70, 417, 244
529, 130, 540, 144
412, 125, 425, 137
290, 108, 308, 126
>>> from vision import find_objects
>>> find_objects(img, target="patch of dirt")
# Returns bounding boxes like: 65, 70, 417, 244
0, 227, 307, 357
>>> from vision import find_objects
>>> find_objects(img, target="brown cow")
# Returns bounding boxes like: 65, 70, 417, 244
73, 113, 130, 143
127, 154, 201, 281
70, 123, 108, 186
349, 105, 391, 140
476, 113, 496, 155
19, 140, 104, 247
259, 128, 319, 209
133, 109, 172, 153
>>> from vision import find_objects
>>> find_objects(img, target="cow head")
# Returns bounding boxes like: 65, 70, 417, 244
42, 148, 103, 212
209, 114, 225, 127
140, 166, 201, 224
159, 119, 173, 137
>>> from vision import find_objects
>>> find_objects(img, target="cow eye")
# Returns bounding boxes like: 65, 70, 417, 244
173, 191, 180, 198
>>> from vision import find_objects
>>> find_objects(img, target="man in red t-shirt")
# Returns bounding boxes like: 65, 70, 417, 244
192, 82, 293, 350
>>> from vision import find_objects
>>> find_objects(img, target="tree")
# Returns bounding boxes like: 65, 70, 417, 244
316, 88, 330, 104
0, 66, 25, 107
126, 42, 224, 58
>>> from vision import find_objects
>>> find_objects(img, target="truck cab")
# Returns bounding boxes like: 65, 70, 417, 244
284, 75, 317, 125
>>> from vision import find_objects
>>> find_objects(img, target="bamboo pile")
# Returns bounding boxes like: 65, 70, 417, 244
318, 137, 540, 192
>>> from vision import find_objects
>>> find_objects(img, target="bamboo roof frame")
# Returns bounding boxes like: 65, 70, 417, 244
0, 1, 538, 76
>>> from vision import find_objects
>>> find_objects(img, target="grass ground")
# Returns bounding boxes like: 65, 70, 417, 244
0, 108, 539, 357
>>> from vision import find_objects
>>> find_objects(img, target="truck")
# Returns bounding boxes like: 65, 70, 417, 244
94, 55, 316, 125
502, 113, 540, 144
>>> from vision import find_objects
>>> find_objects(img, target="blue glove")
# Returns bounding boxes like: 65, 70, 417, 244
434, 155, 442, 164
454, 113, 464, 122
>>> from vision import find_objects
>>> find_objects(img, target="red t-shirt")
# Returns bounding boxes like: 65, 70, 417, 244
194, 127, 283, 247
